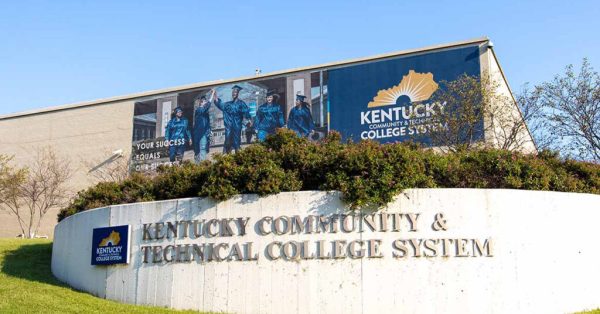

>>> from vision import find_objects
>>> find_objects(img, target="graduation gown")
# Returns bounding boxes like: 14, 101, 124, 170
254, 103, 285, 135
287, 104, 315, 137
215, 98, 251, 151
192, 102, 211, 155
165, 117, 192, 143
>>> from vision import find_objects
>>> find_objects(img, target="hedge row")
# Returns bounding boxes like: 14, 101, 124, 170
58, 129, 600, 221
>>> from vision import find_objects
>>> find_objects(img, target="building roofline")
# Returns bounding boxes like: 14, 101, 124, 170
0, 36, 489, 120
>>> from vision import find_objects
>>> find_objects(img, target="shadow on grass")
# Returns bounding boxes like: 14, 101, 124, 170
1, 242, 67, 287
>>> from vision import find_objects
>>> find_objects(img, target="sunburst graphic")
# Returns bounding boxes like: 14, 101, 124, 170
99, 231, 121, 247
367, 70, 439, 108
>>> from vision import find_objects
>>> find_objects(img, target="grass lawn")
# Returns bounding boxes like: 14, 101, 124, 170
0, 238, 208, 314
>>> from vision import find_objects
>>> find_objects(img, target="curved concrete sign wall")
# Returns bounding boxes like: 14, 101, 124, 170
52, 189, 600, 314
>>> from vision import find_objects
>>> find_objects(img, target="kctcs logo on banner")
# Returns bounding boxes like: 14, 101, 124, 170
91, 225, 130, 265
329, 45, 482, 145
361, 70, 444, 139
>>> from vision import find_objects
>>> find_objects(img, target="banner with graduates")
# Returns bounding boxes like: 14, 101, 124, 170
130, 44, 482, 172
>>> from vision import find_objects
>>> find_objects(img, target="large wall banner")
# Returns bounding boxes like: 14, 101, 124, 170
131, 73, 328, 172
328, 45, 482, 144
130, 45, 483, 172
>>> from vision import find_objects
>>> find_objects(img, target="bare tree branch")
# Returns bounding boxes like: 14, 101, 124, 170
0, 148, 73, 238
515, 84, 553, 151
424, 73, 535, 152
538, 58, 600, 162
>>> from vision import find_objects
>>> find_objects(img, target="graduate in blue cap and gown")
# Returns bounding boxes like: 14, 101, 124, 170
165, 106, 192, 162
192, 94, 211, 163
214, 85, 251, 153
254, 90, 285, 141
287, 94, 315, 137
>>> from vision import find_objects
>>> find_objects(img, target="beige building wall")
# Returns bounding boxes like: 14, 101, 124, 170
480, 44, 537, 153
0, 100, 134, 237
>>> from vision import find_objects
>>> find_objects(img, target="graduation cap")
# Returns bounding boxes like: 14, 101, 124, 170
296, 94, 307, 101
267, 89, 279, 97
232, 85, 243, 91
174, 107, 183, 113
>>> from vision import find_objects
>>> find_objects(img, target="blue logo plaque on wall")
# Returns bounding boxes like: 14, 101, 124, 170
91, 225, 131, 265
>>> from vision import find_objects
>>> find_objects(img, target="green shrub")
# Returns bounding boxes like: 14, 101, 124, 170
58, 129, 600, 221
58, 173, 153, 221
153, 161, 209, 199
198, 145, 302, 199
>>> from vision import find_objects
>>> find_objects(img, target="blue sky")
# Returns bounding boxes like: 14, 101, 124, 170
0, 0, 598, 115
